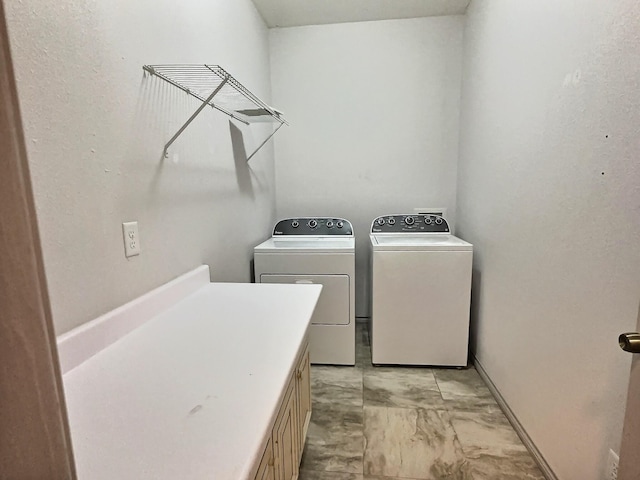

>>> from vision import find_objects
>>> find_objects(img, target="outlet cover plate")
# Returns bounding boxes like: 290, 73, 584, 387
122, 221, 141, 258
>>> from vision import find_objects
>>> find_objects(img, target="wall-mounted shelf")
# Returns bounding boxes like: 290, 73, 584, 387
143, 64, 287, 161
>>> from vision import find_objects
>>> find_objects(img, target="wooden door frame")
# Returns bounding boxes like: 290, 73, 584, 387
0, 0, 76, 477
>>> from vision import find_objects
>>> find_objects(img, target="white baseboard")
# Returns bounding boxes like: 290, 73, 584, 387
473, 356, 558, 480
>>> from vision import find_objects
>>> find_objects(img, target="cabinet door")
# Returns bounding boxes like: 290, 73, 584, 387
254, 438, 275, 480
296, 343, 312, 459
273, 380, 298, 480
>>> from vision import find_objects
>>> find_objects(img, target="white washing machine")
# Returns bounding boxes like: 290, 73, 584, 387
254, 218, 355, 365
369, 214, 473, 366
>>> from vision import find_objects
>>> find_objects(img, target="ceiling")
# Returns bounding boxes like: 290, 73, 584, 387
251, 0, 471, 28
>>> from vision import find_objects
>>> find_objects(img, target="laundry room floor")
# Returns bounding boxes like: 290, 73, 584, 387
298, 322, 545, 480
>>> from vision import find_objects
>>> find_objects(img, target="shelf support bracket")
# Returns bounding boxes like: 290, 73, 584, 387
247, 122, 285, 162
163, 76, 229, 157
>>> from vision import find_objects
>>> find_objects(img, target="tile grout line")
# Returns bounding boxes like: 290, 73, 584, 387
302, 323, 545, 480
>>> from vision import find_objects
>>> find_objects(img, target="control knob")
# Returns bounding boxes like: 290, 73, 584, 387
388, 217, 396, 225
424, 216, 433, 225
336, 221, 344, 228
291, 220, 299, 228
327, 220, 334, 228
308, 219, 318, 229
435, 217, 443, 225
404, 216, 415, 226
376, 218, 385, 226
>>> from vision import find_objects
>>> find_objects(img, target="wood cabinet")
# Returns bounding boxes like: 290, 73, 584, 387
254, 339, 311, 480
295, 343, 311, 462
273, 378, 298, 480
254, 438, 275, 480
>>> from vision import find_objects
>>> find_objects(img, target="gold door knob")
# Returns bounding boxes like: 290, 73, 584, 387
619, 332, 640, 353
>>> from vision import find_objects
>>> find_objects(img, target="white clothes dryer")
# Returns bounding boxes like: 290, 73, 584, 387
369, 214, 473, 366
254, 218, 355, 365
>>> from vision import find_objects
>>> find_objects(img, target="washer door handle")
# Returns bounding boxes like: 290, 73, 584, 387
295, 280, 314, 284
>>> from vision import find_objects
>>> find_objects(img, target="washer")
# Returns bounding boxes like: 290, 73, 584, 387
369, 214, 473, 366
254, 218, 355, 365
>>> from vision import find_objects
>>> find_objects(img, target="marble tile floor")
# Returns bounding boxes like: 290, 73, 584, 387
299, 322, 545, 480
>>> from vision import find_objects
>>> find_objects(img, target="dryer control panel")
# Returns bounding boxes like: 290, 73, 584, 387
273, 218, 353, 236
371, 214, 449, 233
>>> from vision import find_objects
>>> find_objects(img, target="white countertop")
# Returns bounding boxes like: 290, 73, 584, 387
62, 281, 322, 480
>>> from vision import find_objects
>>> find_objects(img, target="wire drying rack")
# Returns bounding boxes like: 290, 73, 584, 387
143, 64, 287, 161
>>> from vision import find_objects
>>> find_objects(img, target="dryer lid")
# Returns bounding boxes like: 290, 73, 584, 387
255, 236, 355, 253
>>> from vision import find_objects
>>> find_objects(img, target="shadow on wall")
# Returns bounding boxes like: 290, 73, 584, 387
131, 73, 267, 200
469, 268, 482, 358
229, 121, 255, 200
129, 74, 253, 204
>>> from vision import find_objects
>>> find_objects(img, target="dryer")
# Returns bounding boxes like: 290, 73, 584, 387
254, 218, 355, 365
369, 214, 472, 366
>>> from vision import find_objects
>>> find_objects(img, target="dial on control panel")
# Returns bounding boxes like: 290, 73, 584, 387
404, 216, 415, 226
291, 220, 299, 228
308, 219, 318, 229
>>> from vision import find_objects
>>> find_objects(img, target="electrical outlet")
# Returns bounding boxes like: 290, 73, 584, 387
122, 221, 141, 258
414, 207, 447, 218
607, 449, 619, 480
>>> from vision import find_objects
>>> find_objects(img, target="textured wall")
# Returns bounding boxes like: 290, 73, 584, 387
457, 1, 640, 478
270, 16, 464, 316
5, 0, 277, 334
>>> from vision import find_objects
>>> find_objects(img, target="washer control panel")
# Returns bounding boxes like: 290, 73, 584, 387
371, 214, 449, 233
274, 218, 353, 236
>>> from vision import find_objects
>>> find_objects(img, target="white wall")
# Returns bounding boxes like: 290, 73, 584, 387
457, 1, 640, 479
5, 0, 276, 334
269, 16, 464, 316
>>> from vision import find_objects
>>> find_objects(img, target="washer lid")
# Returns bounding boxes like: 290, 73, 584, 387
255, 236, 355, 253
370, 234, 472, 251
